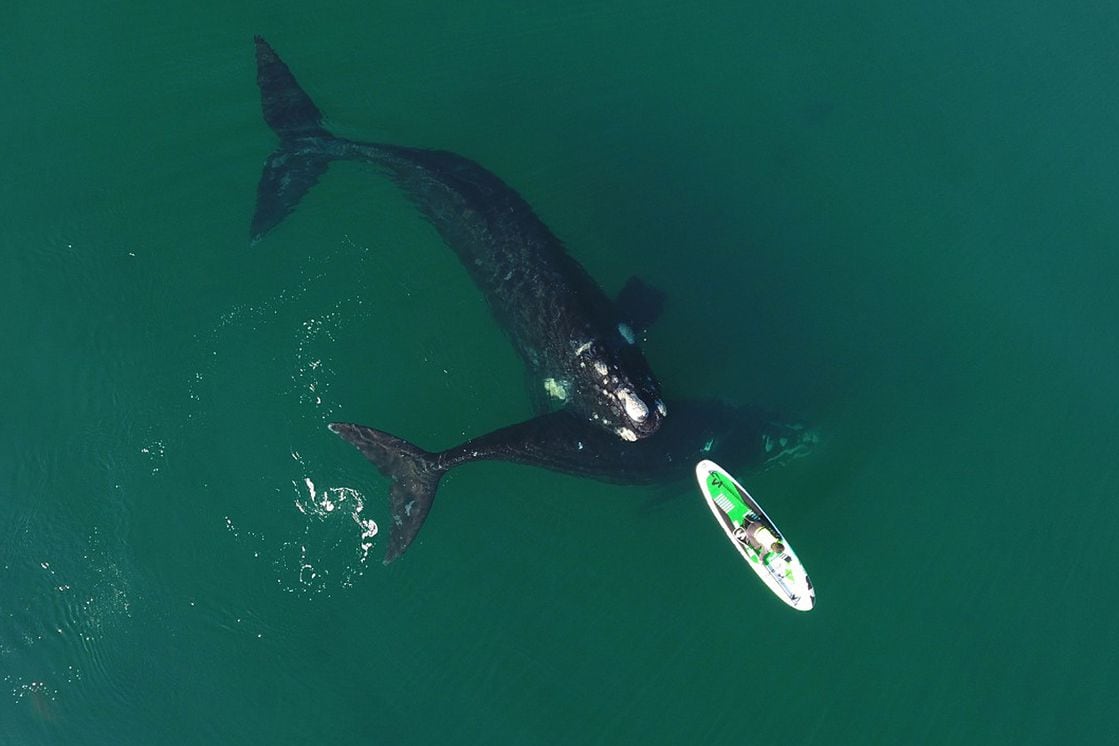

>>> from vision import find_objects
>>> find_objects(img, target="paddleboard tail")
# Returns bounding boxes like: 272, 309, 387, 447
328, 422, 447, 564
251, 35, 337, 243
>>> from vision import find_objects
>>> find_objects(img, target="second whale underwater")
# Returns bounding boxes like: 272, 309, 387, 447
331, 400, 817, 562
249, 37, 814, 561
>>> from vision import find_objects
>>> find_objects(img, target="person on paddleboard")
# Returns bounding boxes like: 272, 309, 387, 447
739, 519, 785, 564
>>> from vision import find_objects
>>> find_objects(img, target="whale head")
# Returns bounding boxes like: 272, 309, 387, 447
666, 401, 819, 473
567, 335, 666, 441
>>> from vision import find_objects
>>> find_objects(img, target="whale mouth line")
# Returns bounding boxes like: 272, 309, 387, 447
621, 400, 665, 439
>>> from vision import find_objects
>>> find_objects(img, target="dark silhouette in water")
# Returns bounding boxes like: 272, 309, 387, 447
251, 36, 666, 443
329, 399, 817, 562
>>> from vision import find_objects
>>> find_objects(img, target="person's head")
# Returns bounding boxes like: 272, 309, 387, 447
771, 541, 785, 554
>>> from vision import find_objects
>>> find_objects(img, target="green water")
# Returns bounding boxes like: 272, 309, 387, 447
4, 3, 1117, 744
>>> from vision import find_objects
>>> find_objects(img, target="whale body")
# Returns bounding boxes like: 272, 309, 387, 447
329, 399, 817, 562
250, 37, 666, 442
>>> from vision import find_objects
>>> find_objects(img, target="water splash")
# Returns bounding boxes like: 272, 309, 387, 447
193, 236, 385, 597
187, 234, 376, 417
139, 441, 165, 474
224, 462, 379, 598
291, 311, 342, 418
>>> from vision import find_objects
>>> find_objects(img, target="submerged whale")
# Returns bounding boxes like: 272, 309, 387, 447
329, 400, 817, 562
250, 37, 666, 442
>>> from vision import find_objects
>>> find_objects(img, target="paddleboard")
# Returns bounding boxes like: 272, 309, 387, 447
695, 459, 815, 611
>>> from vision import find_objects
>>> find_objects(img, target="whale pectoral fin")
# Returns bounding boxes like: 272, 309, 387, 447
615, 276, 666, 333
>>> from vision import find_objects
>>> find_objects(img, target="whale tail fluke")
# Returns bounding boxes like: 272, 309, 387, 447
250, 149, 331, 243
251, 36, 335, 243
254, 35, 330, 139
328, 422, 447, 564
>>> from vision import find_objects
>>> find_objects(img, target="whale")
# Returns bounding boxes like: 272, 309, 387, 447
250, 36, 667, 442
328, 399, 817, 562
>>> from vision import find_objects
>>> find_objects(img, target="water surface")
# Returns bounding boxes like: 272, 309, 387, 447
3, 3, 1117, 744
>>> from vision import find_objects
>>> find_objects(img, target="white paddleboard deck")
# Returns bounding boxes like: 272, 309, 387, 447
695, 459, 815, 611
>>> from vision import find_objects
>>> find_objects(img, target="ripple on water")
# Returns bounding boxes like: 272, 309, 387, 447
191, 236, 386, 599
1, 513, 138, 729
